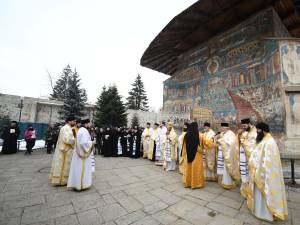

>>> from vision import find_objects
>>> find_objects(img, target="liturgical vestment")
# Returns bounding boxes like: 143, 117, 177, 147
246, 133, 288, 222
49, 124, 75, 186
67, 127, 94, 191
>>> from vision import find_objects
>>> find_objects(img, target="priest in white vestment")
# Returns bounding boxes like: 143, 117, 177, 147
49, 116, 76, 186
162, 122, 177, 171
155, 122, 167, 165
238, 118, 257, 198
246, 122, 288, 222
67, 119, 96, 191
216, 122, 240, 189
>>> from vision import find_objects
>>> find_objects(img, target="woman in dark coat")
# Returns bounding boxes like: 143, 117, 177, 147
1, 121, 20, 154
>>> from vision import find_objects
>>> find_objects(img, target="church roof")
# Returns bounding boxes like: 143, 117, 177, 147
141, 0, 300, 75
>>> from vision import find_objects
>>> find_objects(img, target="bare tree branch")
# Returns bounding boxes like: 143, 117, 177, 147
46, 69, 54, 91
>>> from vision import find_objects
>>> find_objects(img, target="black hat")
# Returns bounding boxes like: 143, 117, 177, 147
147, 122, 151, 125
66, 115, 76, 122
204, 122, 210, 127
154, 123, 159, 126
221, 122, 229, 127
256, 122, 269, 132
81, 118, 90, 124
76, 118, 82, 124
241, 118, 250, 124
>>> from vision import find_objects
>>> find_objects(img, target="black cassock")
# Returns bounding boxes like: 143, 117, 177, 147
1, 126, 20, 154
96, 130, 104, 155
103, 130, 113, 157
129, 132, 141, 158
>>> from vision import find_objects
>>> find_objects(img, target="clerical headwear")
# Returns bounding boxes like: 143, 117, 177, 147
66, 115, 76, 122
221, 122, 229, 127
146, 122, 151, 125
256, 122, 269, 132
154, 123, 159, 126
204, 122, 210, 127
167, 122, 173, 128
241, 118, 250, 124
76, 118, 82, 124
81, 118, 90, 124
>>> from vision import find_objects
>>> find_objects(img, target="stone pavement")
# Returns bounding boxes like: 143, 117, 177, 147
0, 150, 299, 225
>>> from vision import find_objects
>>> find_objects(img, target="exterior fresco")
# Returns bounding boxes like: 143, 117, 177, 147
163, 8, 288, 132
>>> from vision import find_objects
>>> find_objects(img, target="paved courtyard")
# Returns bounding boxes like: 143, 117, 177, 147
0, 150, 299, 225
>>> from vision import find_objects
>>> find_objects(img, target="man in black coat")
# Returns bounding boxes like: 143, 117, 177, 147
1, 121, 20, 154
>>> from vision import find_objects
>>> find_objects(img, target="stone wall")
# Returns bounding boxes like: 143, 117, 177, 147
0, 93, 95, 124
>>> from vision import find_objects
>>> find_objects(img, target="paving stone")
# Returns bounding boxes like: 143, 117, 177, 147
206, 202, 239, 217
151, 209, 178, 225
221, 190, 245, 203
117, 196, 143, 213
187, 190, 217, 202
55, 214, 79, 225
167, 199, 198, 217
182, 205, 214, 225
102, 194, 117, 204
134, 193, 160, 206
212, 195, 243, 210
111, 191, 128, 201
131, 216, 160, 225
77, 208, 104, 225
115, 210, 146, 225
3, 194, 45, 209
207, 214, 243, 225
98, 203, 128, 222
0, 216, 22, 225
203, 183, 225, 195
182, 195, 208, 206
143, 201, 168, 214
172, 219, 193, 225
27, 219, 55, 225
72, 193, 106, 213
234, 211, 262, 225
21, 204, 74, 225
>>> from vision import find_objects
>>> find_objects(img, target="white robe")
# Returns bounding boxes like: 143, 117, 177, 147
67, 127, 94, 191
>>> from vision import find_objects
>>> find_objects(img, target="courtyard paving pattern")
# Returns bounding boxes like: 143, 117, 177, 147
0, 151, 299, 225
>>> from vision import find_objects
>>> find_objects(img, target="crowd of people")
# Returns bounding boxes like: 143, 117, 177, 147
2, 115, 288, 222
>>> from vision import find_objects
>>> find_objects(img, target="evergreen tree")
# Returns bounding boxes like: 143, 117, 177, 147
94, 85, 127, 127
126, 74, 149, 111
59, 68, 88, 119
131, 113, 139, 128
50, 65, 72, 100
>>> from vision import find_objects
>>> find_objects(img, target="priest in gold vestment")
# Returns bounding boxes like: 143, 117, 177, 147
49, 116, 76, 186
246, 122, 288, 222
142, 122, 153, 158
216, 123, 240, 189
181, 122, 214, 189
178, 122, 188, 174
238, 118, 257, 197
202, 122, 216, 181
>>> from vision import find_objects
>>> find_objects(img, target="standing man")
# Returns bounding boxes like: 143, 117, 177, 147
129, 127, 141, 158
1, 121, 20, 154
178, 122, 188, 174
45, 124, 56, 154
181, 122, 214, 189
67, 119, 96, 191
246, 122, 288, 222
142, 122, 153, 159
148, 123, 160, 161
238, 118, 257, 197
103, 127, 113, 157
202, 122, 216, 181
49, 116, 76, 186
216, 123, 240, 189
162, 122, 177, 171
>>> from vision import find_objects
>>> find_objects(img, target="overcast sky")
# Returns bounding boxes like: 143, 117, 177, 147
0, 0, 197, 111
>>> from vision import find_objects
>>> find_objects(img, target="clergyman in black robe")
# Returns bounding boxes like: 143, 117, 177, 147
103, 127, 113, 157
1, 121, 20, 154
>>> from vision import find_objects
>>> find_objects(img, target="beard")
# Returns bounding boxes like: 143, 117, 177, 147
244, 126, 250, 132
256, 131, 264, 143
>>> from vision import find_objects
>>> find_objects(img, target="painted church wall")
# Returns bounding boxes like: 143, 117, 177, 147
163, 8, 289, 135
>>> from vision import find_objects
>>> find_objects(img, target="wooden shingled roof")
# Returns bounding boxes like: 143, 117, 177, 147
141, 0, 300, 75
